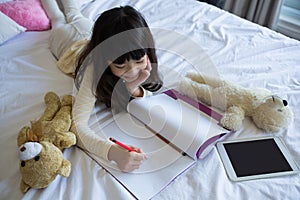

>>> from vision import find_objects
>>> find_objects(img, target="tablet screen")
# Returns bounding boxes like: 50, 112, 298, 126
223, 138, 293, 177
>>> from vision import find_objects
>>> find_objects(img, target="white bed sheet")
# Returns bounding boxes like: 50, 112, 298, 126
1, 0, 300, 199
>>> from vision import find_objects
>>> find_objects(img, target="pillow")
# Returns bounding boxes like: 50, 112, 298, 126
0, 11, 26, 45
0, 0, 51, 31
0, 0, 12, 3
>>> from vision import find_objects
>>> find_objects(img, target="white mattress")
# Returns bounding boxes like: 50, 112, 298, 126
1, 0, 299, 199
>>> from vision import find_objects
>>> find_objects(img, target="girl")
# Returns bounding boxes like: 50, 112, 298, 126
41, 0, 163, 172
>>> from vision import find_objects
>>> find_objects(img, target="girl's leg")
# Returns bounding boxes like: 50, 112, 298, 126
59, 0, 81, 23
60, 0, 93, 36
40, 0, 68, 59
40, 0, 66, 28
41, 0, 92, 59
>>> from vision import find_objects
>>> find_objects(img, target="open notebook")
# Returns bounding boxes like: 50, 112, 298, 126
89, 89, 230, 199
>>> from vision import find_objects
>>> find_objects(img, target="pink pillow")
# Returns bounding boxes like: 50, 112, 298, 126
0, 0, 51, 31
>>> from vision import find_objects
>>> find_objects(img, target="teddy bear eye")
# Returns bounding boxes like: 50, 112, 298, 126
34, 156, 40, 161
21, 161, 25, 167
277, 109, 282, 112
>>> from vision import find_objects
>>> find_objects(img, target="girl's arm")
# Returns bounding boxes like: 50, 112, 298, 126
73, 66, 112, 160
73, 65, 145, 171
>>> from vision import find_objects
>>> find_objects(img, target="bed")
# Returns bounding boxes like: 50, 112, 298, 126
1, 0, 300, 199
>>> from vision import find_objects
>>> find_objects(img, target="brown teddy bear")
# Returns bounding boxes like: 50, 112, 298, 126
17, 92, 77, 193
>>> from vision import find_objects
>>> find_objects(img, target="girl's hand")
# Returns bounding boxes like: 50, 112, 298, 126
108, 144, 146, 172
125, 56, 152, 97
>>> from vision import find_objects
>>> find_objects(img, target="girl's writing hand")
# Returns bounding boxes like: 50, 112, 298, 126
108, 144, 146, 172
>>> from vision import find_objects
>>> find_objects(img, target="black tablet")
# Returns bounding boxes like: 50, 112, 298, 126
217, 136, 299, 181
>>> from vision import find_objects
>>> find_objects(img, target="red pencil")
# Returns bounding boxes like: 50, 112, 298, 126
109, 137, 137, 152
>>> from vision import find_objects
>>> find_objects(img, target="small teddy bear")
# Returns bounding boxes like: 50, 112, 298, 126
17, 92, 77, 193
179, 72, 294, 132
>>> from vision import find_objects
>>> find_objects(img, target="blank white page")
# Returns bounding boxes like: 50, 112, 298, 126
90, 113, 195, 200
127, 93, 227, 159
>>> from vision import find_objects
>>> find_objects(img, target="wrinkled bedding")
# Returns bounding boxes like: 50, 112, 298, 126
1, 0, 299, 199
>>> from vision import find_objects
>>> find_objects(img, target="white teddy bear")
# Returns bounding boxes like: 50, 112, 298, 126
179, 72, 294, 132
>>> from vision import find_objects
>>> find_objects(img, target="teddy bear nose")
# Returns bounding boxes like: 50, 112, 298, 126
20, 146, 26, 152
283, 100, 288, 106
19, 142, 42, 161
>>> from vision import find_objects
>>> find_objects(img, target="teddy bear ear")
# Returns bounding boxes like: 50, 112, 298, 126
57, 159, 71, 177
17, 126, 30, 146
20, 179, 30, 193
26, 127, 38, 142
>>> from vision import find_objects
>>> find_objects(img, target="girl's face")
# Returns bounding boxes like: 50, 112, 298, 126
109, 54, 148, 83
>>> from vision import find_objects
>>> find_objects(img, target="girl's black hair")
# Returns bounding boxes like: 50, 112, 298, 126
75, 6, 162, 112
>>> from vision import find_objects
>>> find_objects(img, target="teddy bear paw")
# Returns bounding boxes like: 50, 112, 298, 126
221, 113, 243, 131
55, 132, 77, 149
